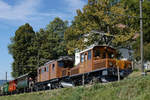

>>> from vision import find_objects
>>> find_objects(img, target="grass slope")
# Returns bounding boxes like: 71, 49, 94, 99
0, 72, 150, 100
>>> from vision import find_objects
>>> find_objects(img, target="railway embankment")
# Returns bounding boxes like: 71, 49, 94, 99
0, 71, 150, 100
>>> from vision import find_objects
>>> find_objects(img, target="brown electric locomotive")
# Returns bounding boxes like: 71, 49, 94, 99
71, 45, 131, 75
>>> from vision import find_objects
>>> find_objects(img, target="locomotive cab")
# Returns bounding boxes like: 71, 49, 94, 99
71, 45, 132, 77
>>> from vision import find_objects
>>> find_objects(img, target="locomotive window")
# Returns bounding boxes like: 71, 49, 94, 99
102, 52, 106, 58
44, 67, 46, 72
88, 50, 91, 60
81, 54, 84, 63
52, 64, 55, 71
108, 52, 114, 58
94, 50, 100, 57
42, 68, 45, 73
39, 69, 41, 74
85, 54, 88, 61
58, 61, 64, 67
46, 66, 49, 72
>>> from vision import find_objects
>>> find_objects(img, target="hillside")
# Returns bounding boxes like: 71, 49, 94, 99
0, 72, 149, 100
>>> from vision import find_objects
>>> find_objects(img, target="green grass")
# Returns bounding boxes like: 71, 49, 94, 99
0, 72, 150, 100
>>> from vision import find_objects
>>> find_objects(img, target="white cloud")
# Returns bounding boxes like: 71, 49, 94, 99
0, 0, 86, 21
0, 0, 41, 20
0, 0, 87, 30
64, 0, 86, 13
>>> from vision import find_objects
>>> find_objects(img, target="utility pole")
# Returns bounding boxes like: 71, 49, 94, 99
38, 49, 40, 68
140, 0, 145, 75
36, 33, 40, 68
6, 72, 7, 82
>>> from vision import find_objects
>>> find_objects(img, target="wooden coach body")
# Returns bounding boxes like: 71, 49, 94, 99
37, 56, 73, 83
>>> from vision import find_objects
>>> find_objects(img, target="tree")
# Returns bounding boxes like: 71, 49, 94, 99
8, 23, 36, 78
34, 29, 50, 66
65, 0, 136, 55
46, 17, 68, 58
8, 17, 69, 78
33, 17, 69, 66
46, 17, 68, 38
122, 0, 150, 61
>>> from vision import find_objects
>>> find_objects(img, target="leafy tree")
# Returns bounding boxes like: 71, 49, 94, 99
8, 23, 36, 77
46, 17, 68, 38
122, 0, 150, 61
34, 17, 68, 66
32, 29, 49, 66
8, 17, 69, 78
65, 0, 136, 55
46, 17, 68, 58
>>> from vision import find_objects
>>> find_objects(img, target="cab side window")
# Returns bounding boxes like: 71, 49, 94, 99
44, 67, 46, 72
88, 50, 91, 60
85, 53, 88, 61
39, 69, 41, 74
108, 52, 114, 58
81, 54, 84, 63
102, 52, 106, 59
58, 61, 64, 67
42, 68, 45, 73
52, 64, 55, 71
46, 66, 49, 72
95, 50, 100, 57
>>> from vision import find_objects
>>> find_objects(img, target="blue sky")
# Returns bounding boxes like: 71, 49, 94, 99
0, 0, 87, 80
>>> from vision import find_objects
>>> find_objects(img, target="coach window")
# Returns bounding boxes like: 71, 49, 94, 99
81, 54, 84, 63
52, 64, 55, 71
88, 50, 91, 60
